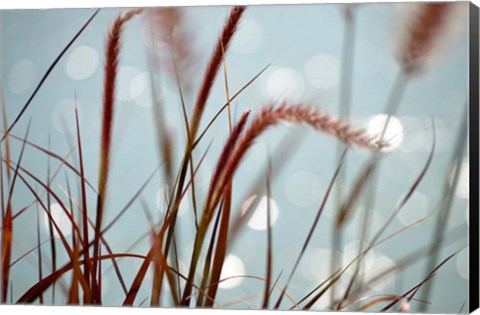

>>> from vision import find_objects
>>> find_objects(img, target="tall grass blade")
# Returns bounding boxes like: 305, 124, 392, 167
2, 121, 31, 303
92, 8, 142, 303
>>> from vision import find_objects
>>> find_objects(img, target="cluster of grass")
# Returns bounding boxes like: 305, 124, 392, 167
0, 3, 470, 312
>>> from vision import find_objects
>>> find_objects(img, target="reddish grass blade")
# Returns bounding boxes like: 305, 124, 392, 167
4, 163, 93, 301
2, 121, 31, 303
1, 199, 12, 303
57, 183, 129, 296
122, 143, 212, 306
1, 9, 100, 142
164, 10, 247, 256
73, 97, 92, 296
65, 175, 80, 304
10, 146, 82, 224
0, 128, 4, 229
1, 131, 96, 193
192, 64, 270, 149
1, 98, 11, 182
189, 6, 246, 140
204, 185, 232, 307
227, 130, 306, 249
196, 199, 223, 307
92, 8, 142, 303
201, 42, 236, 307
161, 7, 247, 303
144, 202, 179, 306
168, 264, 219, 307
35, 202, 44, 304
45, 132, 57, 303
172, 52, 199, 229
182, 109, 251, 306
17, 253, 145, 303
353, 295, 420, 312
261, 163, 273, 309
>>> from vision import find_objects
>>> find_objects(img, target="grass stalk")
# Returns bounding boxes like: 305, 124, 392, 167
417, 104, 468, 312
92, 8, 142, 303
331, 6, 357, 303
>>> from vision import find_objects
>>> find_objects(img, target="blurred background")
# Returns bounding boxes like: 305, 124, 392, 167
1, 3, 471, 312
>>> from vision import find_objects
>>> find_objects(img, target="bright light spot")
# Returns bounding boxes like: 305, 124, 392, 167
366, 114, 404, 152
285, 171, 322, 208
396, 191, 429, 226
231, 19, 263, 54
449, 160, 469, 199
398, 116, 426, 153
52, 98, 81, 134
8, 60, 36, 94
456, 248, 469, 279
156, 185, 188, 216
43, 203, 72, 238
342, 240, 375, 276
66, 45, 99, 80
241, 195, 279, 231
305, 54, 340, 90
130, 71, 153, 107
365, 254, 397, 291
266, 67, 304, 100
219, 255, 245, 289
300, 248, 332, 282
117, 66, 141, 102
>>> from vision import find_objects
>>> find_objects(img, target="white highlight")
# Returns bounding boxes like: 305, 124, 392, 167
43, 203, 72, 238
241, 195, 279, 231
117, 66, 141, 102
66, 45, 99, 80
365, 254, 397, 291
266, 67, 304, 100
343, 240, 375, 276
449, 160, 469, 199
366, 114, 404, 152
130, 71, 153, 107
219, 255, 245, 289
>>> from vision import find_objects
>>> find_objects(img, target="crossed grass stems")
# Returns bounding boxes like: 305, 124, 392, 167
0, 4, 469, 312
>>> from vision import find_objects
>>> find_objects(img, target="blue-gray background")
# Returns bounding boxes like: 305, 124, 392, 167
0, 3, 471, 312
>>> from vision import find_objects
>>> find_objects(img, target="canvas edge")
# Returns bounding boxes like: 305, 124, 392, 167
469, 1, 480, 314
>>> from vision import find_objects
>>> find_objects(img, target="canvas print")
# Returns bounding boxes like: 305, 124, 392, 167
0, 1, 478, 313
